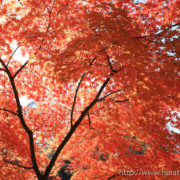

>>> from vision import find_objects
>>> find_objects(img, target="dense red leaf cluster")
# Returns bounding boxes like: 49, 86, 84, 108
0, 0, 179, 179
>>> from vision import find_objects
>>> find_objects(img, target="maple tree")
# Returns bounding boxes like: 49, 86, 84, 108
0, 0, 180, 179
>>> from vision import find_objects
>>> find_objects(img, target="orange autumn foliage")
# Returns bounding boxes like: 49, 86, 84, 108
0, 0, 179, 179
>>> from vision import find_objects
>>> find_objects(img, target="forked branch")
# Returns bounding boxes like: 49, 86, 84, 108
43, 76, 111, 178
99, 89, 122, 101
70, 56, 96, 127
0, 58, 41, 178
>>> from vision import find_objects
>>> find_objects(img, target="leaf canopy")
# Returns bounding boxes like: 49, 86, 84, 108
0, 0, 179, 179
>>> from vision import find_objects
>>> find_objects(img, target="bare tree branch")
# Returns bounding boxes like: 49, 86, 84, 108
0, 58, 41, 178
0, 68, 6, 72
99, 90, 122, 101
4, 158, 33, 169
95, 78, 111, 100
87, 111, 93, 129
32, 120, 46, 132
70, 56, 96, 127
0, 58, 8, 70
107, 55, 114, 72
43, 76, 111, 179
13, 61, 28, 79
38, 23, 51, 51
0, 108, 18, 116
89, 56, 96, 66
133, 21, 180, 49
3, 151, 33, 169
71, 73, 85, 127
106, 55, 123, 74
7, 45, 21, 67
107, 173, 120, 180
18, 0, 23, 6
38, 1, 55, 51
115, 99, 129, 103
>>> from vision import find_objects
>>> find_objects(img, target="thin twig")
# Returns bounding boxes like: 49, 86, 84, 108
115, 99, 129, 103
3, 152, 33, 169
106, 55, 123, 73
70, 73, 85, 127
120, 91, 138, 115
7, 45, 21, 67
87, 111, 93, 129
0, 108, 18, 116
38, 0, 55, 51
107, 173, 120, 180
95, 78, 111, 100
99, 90, 122, 101
0, 68, 6, 72
107, 55, 114, 72
33, 122, 46, 132
18, 0, 23, 6
4, 158, 33, 169
89, 56, 96, 66
70, 56, 96, 126
13, 61, 28, 79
